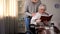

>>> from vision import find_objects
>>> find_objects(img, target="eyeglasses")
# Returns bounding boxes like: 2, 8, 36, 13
40, 9, 46, 11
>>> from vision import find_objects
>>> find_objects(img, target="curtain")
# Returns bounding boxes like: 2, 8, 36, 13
0, 0, 18, 18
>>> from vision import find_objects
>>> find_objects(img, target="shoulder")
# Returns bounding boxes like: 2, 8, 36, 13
37, 0, 41, 4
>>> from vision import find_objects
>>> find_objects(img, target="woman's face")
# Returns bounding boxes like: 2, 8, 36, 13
39, 6, 46, 13
31, 0, 38, 3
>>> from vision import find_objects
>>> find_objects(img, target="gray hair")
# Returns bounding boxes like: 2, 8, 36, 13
38, 4, 46, 10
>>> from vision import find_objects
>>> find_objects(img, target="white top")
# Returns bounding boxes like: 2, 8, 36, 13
30, 12, 51, 25
31, 12, 42, 25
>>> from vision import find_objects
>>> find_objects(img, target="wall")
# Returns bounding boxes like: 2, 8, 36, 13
18, 0, 25, 33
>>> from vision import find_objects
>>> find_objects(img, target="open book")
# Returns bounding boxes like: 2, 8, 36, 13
40, 15, 53, 22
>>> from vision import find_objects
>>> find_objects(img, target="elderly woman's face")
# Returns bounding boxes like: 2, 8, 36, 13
39, 6, 46, 13
31, 0, 38, 3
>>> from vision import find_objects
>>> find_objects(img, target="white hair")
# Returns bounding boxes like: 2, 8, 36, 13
38, 4, 46, 10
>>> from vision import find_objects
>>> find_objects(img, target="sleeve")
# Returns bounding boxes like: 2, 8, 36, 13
31, 17, 37, 25
31, 13, 41, 25
24, 1, 32, 16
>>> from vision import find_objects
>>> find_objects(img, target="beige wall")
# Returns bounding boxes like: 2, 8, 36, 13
18, 0, 25, 33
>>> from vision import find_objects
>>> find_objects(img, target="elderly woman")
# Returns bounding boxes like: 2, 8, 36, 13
30, 4, 53, 34
24, 0, 41, 34
31, 4, 49, 25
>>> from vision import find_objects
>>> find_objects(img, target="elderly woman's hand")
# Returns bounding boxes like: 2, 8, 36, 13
36, 19, 41, 23
32, 13, 36, 16
43, 20, 48, 25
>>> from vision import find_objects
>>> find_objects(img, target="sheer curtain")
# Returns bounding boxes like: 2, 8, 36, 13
0, 0, 18, 18
0, 0, 4, 18
0, 0, 18, 34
